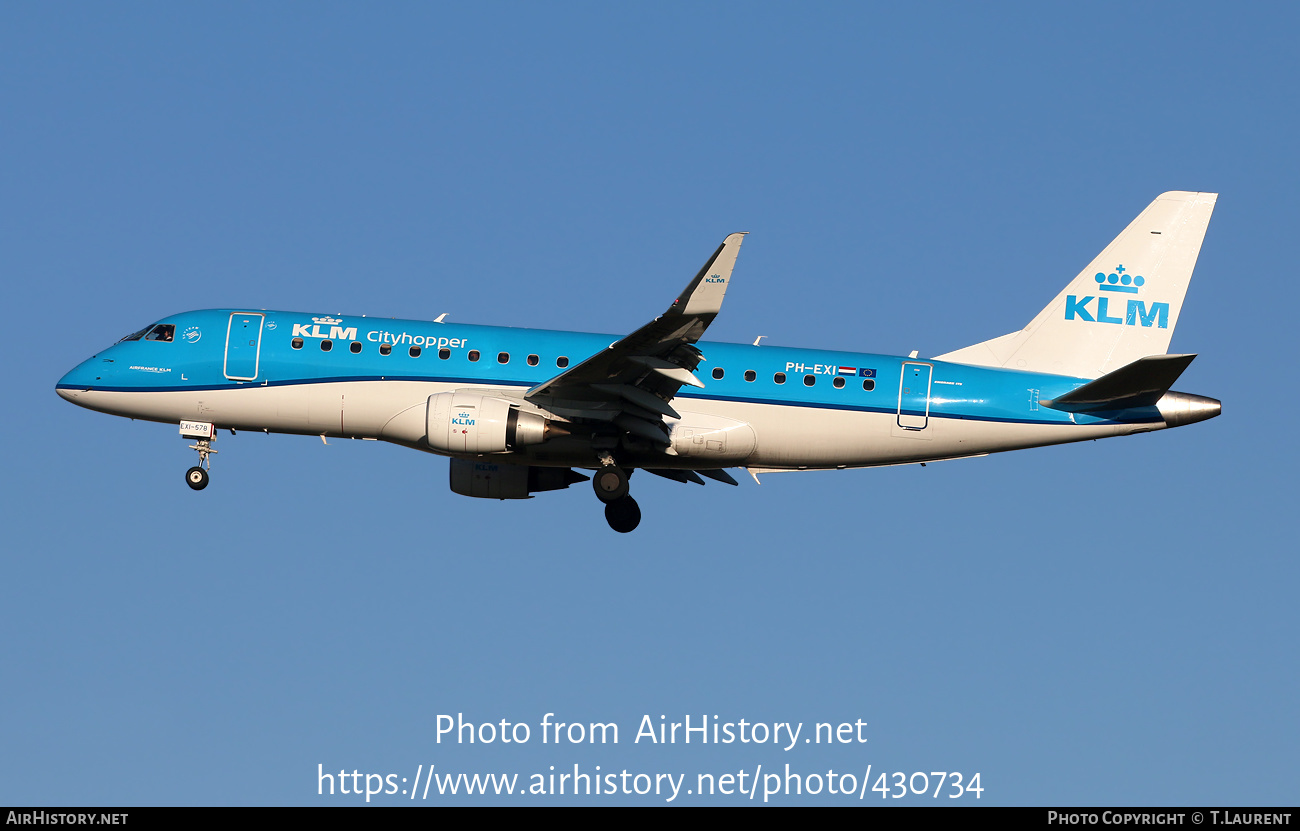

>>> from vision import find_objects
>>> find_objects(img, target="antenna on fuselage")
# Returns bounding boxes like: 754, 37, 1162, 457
434, 313, 448, 324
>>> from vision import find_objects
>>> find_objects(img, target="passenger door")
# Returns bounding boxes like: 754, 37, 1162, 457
224, 313, 264, 381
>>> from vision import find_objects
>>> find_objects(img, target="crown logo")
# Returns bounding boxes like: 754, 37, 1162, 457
312, 316, 342, 325
1094, 265, 1145, 294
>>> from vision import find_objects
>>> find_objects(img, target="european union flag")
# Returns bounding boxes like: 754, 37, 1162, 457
859, 368, 876, 378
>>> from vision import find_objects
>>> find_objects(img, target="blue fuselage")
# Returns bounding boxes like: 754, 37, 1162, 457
56, 309, 1169, 476
57, 308, 1139, 430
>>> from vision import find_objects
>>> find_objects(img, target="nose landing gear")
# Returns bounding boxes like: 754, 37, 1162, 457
185, 436, 217, 491
593, 457, 640, 533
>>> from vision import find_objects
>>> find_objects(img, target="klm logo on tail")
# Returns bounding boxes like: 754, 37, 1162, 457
1065, 266, 1169, 329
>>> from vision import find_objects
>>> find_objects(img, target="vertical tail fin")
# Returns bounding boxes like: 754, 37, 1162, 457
935, 191, 1217, 379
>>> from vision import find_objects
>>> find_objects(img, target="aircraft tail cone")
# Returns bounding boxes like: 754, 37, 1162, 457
544, 420, 571, 439
1157, 391, 1221, 428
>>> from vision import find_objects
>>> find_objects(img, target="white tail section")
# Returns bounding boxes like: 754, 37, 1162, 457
935, 192, 1217, 379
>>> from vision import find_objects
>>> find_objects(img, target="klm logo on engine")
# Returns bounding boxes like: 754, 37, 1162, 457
452, 411, 476, 426
292, 316, 358, 341
1065, 266, 1168, 329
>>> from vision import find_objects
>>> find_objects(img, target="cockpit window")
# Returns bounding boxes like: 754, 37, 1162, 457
118, 325, 153, 343
119, 324, 175, 343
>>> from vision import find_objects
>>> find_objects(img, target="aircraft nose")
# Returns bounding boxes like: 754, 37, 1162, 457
56, 358, 100, 402
56, 368, 83, 402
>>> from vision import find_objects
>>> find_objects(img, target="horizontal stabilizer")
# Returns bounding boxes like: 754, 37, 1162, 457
1041, 354, 1196, 413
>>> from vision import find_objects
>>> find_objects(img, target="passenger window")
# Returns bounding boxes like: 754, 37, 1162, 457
527, 354, 539, 366
438, 348, 450, 359
409, 345, 422, 358
321, 340, 333, 352
557, 356, 569, 368
712, 367, 724, 380
379, 344, 391, 356
291, 338, 304, 350
774, 372, 786, 384
744, 370, 756, 382
350, 341, 362, 354
498, 352, 510, 364
468, 350, 480, 362
862, 379, 875, 391
804, 375, 815, 386
833, 376, 845, 389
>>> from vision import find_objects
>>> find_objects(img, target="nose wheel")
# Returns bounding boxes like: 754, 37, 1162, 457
185, 436, 217, 491
186, 466, 209, 490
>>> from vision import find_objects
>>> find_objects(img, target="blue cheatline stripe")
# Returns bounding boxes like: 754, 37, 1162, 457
56, 378, 1161, 427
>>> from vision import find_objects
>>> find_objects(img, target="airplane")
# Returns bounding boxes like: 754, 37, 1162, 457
56, 191, 1221, 533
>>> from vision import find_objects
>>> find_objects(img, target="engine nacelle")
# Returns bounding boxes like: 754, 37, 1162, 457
426, 392, 551, 454
449, 459, 588, 500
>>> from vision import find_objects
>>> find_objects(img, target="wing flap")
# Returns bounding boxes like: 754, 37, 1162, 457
696, 468, 739, 486
645, 468, 707, 485
614, 414, 672, 444
593, 383, 681, 420
629, 355, 706, 388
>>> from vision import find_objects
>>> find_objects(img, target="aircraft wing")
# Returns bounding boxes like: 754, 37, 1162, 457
525, 233, 746, 444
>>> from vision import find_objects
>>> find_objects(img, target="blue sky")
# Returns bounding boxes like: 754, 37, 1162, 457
3, 3, 1296, 805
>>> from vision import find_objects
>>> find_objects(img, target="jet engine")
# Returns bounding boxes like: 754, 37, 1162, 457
449, 459, 589, 500
426, 391, 557, 454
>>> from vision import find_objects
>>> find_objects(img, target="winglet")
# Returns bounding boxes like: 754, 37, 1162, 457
668, 233, 746, 318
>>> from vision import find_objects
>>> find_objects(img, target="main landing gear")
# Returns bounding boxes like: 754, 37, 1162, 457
604, 496, 641, 534
593, 458, 640, 533
185, 437, 217, 491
